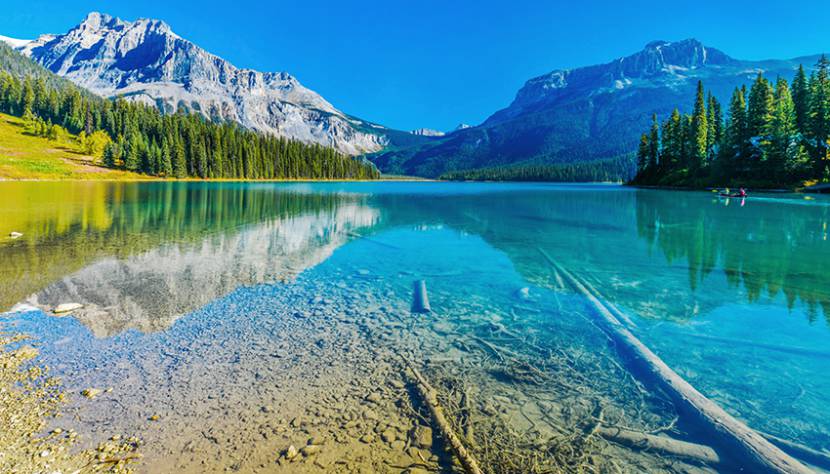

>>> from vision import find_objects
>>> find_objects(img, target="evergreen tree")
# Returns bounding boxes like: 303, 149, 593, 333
665, 109, 684, 168
648, 113, 660, 169
636, 133, 649, 176
21, 79, 34, 116
124, 133, 143, 171
103, 141, 120, 168
792, 64, 810, 135
724, 87, 748, 174
197, 142, 208, 178
768, 77, 796, 180
707, 93, 723, 157
690, 81, 708, 166
160, 139, 173, 177
809, 55, 830, 176
173, 138, 187, 178
748, 73, 774, 140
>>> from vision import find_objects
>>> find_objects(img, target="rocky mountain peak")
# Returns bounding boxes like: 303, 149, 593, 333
78, 11, 118, 30
16, 12, 387, 155
76, 12, 171, 36
634, 38, 732, 72
500, 38, 734, 122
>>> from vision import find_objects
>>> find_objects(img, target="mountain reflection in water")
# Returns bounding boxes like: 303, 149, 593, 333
2, 182, 830, 467
0, 182, 378, 335
3, 182, 830, 332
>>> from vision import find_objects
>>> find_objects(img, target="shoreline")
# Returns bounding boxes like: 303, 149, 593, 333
628, 184, 802, 193
0, 176, 436, 183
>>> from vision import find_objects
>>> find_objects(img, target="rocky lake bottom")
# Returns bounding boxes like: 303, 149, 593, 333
2, 182, 830, 473
3, 230, 714, 473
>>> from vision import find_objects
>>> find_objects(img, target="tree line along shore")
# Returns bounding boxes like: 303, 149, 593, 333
0, 43, 380, 181
632, 57, 830, 190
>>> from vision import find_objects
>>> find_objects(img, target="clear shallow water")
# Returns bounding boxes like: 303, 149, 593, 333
1, 181, 829, 472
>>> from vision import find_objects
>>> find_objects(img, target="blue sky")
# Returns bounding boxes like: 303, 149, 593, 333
2, 0, 830, 131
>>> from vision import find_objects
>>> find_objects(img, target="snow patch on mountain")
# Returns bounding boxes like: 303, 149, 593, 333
17, 12, 386, 155
0, 35, 32, 48
411, 128, 445, 137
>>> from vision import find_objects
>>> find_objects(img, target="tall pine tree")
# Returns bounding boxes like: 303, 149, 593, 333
690, 81, 708, 167
792, 64, 810, 135
648, 113, 660, 170
809, 55, 830, 177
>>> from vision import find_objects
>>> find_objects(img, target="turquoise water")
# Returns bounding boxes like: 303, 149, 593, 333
1, 181, 829, 472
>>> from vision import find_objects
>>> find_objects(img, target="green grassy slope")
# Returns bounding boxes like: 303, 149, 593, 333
0, 113, 146, 180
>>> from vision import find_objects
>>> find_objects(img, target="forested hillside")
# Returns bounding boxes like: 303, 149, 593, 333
0, 43, 379, 180
440, 156, 630, 182
632, 57, 830, 188
370, 39, 815, 182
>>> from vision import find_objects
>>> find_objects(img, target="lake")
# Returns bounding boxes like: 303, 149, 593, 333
1, 181, 829, 473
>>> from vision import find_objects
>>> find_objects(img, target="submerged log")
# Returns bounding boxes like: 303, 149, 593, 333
760, 432, 830, 472
412, 280, 432, 313
537, 248, 812, 474
596, 426, 720, 465
53, 303, 84, 314
403, 358, 484, 474
567, 272, 637, 328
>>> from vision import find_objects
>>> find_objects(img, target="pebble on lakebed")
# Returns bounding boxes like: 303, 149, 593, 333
284, 445, 298, 460
81, 388, 102, 399
1, 334, 141, 472
413, 425, 433, 449
300, 444, 321, 456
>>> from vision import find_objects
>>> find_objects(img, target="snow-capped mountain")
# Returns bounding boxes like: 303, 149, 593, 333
371, 39, 815, 178
14, 12, 386, 155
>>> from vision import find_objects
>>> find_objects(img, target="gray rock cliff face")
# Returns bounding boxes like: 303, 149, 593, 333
17, 12, 386, 155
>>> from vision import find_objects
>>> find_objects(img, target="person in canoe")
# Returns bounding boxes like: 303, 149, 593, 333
719, 187, 747, 198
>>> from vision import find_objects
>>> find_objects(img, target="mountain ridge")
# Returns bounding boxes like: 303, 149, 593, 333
370, 39, 819, 179
12, 12, 391, 155
6, 17, 824, 180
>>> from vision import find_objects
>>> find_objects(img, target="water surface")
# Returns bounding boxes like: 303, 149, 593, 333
1, 181, 829, 472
